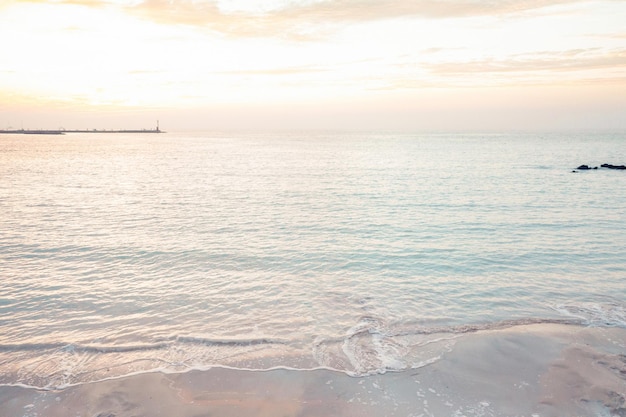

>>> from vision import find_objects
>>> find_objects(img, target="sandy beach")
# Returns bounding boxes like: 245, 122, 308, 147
2, 323, 624, 417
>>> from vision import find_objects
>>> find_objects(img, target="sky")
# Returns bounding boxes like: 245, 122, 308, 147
0, 0, 625, 131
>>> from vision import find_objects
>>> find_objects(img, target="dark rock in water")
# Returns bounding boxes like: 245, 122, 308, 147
601, 163, 626, 170
573, 163, 626, 172
576, 165, 597, 170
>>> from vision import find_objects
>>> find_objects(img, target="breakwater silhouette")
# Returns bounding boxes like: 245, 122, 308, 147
1, 121, 164, 135
0, 128, 163, 135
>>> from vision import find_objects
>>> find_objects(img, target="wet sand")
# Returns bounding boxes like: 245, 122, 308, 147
2, 323, 625, 417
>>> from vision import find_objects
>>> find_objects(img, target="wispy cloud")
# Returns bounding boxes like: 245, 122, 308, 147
425, 48, 626, 75
381, 48, 626, 89
214, 65, 329, 76
589, 32, 626, 40
8, 0, 118, 7
127, 0, 591, 39
3, 0, 602, 40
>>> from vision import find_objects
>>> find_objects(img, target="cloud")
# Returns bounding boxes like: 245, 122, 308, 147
590, 32, 626, 40
6, 0, 117, 7
425, 48, 626, 75
214, 66, 329, 76
4, 0, 602, 40
126, 0, 591, 39
276, 0, 588, 20
382, 48, 626, 89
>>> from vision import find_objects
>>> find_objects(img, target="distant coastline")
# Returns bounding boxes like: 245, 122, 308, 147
1, 121, 163, 135
0, 128, 164, 135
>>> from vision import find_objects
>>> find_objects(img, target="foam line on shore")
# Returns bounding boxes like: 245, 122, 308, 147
2, 323, 624, 417
0, 316, 622, 391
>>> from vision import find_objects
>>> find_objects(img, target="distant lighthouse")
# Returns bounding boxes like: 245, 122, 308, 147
156, 120, 160, 133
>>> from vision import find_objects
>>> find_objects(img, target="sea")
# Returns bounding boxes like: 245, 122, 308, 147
1, 130, 625, 390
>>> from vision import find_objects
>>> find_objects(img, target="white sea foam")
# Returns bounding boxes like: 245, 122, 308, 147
553, 302, 626, 328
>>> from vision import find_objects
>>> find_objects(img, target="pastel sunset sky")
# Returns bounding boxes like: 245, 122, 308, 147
1, 0, 625, 131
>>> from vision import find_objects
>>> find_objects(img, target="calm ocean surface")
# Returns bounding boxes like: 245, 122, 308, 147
1, 131, 625, 389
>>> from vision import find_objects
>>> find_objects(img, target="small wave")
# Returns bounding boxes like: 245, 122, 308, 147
0, 336, 287, 355
553, 302, 626, 328
0, 343, 67, 352
314, 315, 588, 377
410, 317, 585, 335
173, 336, 288, 346
344, 315, 584, 340
0, 342, 169, 353
0, 335, 294, 391
0, 316, 610, 389
67, 343, 170, 353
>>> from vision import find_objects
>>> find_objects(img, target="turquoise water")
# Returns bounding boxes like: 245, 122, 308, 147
1, 131, 625, 388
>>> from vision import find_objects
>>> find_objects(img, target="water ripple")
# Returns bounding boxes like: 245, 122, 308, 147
1, 131, 625, 387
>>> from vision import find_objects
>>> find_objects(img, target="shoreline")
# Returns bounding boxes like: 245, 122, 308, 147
2, 323, 624, 417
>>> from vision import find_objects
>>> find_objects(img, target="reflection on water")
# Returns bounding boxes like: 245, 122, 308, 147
1, 131, 625, 386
